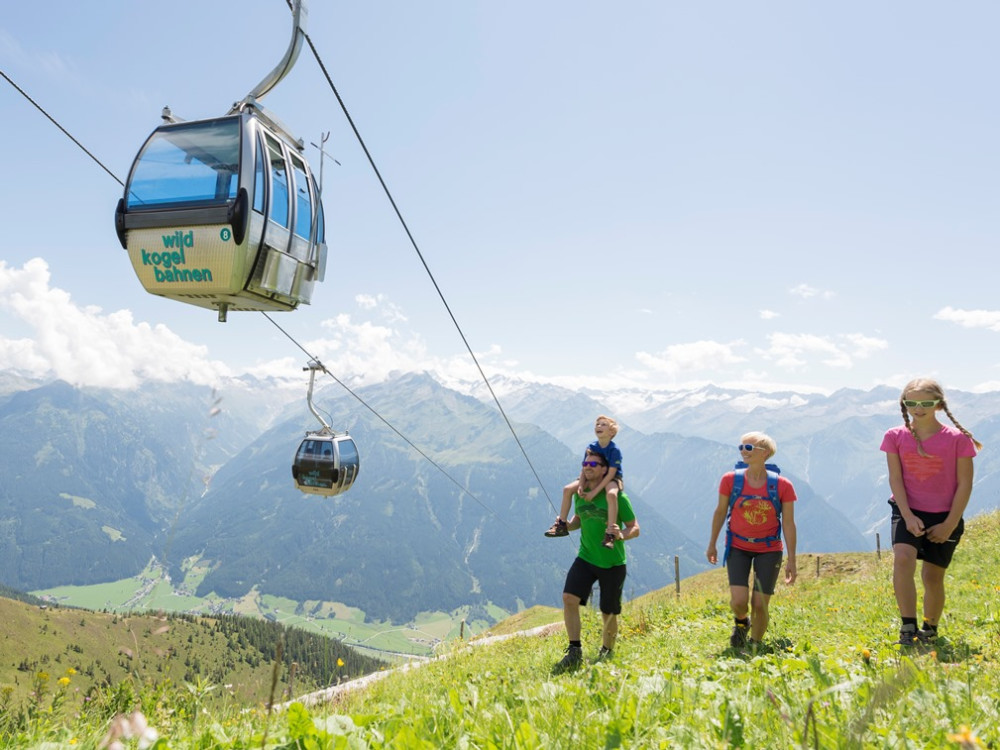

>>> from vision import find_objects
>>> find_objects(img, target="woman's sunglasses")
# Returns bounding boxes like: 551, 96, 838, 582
903, 399, 941, 408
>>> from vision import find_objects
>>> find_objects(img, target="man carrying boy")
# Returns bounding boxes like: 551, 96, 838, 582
554, 450, 640, 671
546, 415, 623, 549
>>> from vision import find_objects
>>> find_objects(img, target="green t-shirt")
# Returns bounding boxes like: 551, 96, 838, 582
574, 490, 636, 568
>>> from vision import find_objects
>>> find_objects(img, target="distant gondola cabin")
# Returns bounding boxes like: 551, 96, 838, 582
292, 433, 359, 497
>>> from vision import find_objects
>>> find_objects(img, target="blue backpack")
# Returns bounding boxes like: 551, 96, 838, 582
723, 462, 783, 564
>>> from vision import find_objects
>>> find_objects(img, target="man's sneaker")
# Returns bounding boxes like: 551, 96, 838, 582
730, 621, 750, 649
544, 518, 569, 537
602, 531, 616, 549
554, 645, 583, 672
898, 624, 918, 646
596, 646, 613, 661
916, 627, 938, 644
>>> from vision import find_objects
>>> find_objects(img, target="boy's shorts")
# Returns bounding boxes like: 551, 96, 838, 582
889, 501, 964, 569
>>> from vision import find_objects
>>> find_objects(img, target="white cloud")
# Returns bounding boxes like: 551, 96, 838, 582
759, 332, 888, 370
0, 258, 230, 388
635, 340, 747, 376
354, 293, 408, 323
759, 309, 779, 320
842, 333, 889, 358
934, 306, 1000, 332
789, 283, 835, 300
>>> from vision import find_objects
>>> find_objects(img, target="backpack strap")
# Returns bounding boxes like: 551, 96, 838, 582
723, 462, 782, 565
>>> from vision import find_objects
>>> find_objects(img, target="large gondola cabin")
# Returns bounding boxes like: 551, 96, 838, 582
115, 102, 327, 321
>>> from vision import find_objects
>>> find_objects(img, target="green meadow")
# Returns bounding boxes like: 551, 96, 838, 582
8, 511, 1000, 748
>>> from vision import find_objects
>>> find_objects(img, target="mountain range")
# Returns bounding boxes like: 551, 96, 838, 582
1, 371, 997, 625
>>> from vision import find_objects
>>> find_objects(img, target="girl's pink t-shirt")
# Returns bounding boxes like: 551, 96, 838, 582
880, 425, 977, 512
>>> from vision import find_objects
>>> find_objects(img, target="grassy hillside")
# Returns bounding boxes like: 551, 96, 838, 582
0, 601, 385, 715
313, 510, 1000, 748
3, 511, 999, 747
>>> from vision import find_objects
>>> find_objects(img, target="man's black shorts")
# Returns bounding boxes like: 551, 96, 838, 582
889, 501, 965, 568
563, 557, 627, 615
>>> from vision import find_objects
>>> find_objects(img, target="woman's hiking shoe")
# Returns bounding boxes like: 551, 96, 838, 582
916, 627, 938, 644
554, 645, 583, 672
898, 624, 918, 646
730, 621, 750, 648
597, 646, 613, 661
602, 532, 616, 549
544, 518, 569, 537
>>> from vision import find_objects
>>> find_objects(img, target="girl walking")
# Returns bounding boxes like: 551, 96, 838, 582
880, 378, 981, 645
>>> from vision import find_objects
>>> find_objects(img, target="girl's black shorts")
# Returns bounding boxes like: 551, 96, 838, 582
889, 501, 964, 568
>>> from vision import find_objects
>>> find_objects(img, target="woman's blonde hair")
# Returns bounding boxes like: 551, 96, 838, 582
900, 378, 982, 453
741, 431, 776, 459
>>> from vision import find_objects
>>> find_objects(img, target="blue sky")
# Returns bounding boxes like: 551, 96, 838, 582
2, 1, 999, 395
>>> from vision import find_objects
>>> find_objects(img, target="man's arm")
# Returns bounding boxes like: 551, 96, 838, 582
618, 518, 639, 540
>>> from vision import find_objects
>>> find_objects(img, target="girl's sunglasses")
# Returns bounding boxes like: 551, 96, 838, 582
903, 399, 941, 408
737, 444, 763, 452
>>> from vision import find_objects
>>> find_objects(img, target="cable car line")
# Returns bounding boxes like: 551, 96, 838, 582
295, 25, 557, 513
262, 313, 515, 526
1, 68, 123, 187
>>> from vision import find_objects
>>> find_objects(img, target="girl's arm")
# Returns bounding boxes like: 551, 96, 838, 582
930, 456, 974, 541
886, 452, 925, 536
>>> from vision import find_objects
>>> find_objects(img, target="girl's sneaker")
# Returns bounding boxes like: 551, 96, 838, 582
602, 531, 616, 549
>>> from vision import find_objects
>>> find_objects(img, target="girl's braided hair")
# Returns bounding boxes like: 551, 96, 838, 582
900, 378, 983, 456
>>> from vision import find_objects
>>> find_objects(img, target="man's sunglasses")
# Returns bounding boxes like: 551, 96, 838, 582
581, 460, 605, 467
737, 444, 764, 452
903, 399, 941, 408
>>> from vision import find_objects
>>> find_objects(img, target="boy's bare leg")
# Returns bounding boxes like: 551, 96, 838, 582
560, 480, 579, 522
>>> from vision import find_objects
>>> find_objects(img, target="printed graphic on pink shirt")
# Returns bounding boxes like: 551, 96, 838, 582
900, 452, 943, 483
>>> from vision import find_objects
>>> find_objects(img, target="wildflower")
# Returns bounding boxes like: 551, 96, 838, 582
100, 710, 159, 750
66, 667, 77, 675
337, 658, 345, 667
947, 725, 984, 748
58, 677, 71, 687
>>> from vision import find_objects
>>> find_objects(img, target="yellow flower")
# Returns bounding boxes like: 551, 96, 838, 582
337, 658, 345, 667
58, 677, 71, 687
947, 725, 984, 748
65, 667, 77, 675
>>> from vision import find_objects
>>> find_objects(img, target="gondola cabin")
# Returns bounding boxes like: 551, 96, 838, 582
292, 432, 359, 497
115, 103, 327, 321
